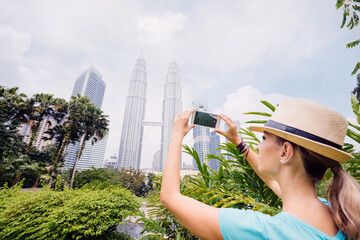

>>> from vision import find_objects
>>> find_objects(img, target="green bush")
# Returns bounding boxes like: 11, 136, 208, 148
0, 184, 140, 240
72, 167, 154, 197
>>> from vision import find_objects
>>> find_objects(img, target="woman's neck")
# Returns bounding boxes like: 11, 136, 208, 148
277, 167, 318, 213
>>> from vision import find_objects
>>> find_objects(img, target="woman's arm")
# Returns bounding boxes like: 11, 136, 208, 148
214, 114, 282, 198
160, 110, 223, 240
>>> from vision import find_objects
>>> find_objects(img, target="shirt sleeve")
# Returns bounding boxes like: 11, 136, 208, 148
219, 208, 268, 240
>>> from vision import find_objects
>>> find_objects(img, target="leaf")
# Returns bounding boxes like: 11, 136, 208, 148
260, 100, 276, 112
346, 39, 360, 48
351, 62, 360, 76
347, 128, 360, 143
245, 120, 267, 124
244, 111, 272, 117
351, 93, 359, 116
347, 17, 355, 29
183, 145, 203, 174
341, 9, 348, 28
336, 0, 345, 9
342, 143, 355, 153
349, 121, 360, 131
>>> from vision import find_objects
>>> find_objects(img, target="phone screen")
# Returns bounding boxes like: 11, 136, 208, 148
193, 111, 218, 128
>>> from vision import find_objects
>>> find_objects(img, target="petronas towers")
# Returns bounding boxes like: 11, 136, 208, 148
117, 55, 182, 170
117, 55, 147, 169
161, 60, 182, 170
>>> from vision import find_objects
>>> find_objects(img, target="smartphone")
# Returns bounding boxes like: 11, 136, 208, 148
191, 110, 221, 128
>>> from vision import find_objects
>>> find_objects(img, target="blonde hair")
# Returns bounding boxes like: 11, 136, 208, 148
277, 137, 360, 239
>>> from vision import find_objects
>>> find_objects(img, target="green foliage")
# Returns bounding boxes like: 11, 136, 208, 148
118, 168, 149, 197
352, 62, 360, 76
336, 0, 360, 75
184, 143, 281, 213
0, 86, 27, 161
73, 167, 153, 197
346, 39, 360, 48
0, 184, 140, 240
0, 86, 112, 188
136, 175, 199, 240
343, 93, 360, 184
68, 94, 110, 188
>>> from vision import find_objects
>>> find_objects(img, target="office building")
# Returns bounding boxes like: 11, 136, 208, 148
18, 116, 57, 151
160, 59, 182, 170
104, 154, 118, 169
64, 66, 107, 170
208, 131, 221, 170
118, 55, 147, 169
192, 102, 210, 170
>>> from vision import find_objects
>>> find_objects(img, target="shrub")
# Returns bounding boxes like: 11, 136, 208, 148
0, 184, 140, 240
73, 167, 153, 197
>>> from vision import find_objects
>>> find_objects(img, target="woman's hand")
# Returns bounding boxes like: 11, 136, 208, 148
172, 109, 196, 138
214, 114, 242, 146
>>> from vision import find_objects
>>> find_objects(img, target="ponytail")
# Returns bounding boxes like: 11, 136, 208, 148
328, 166, 360, 240
276, 136, 360, 239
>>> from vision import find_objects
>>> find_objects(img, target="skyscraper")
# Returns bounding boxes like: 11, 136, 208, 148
18, 116, 57, 151
118, 55, 147, 169
192, 102, 210, 170
104, 154, 118, 169
160, 59, 182, 170
208, 131, 221, 170
64, 66, 107, 170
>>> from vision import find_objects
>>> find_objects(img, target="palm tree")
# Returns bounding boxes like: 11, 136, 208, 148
24, 93, 65, 154
68, 100, 109, 188
0, 86, 28, 160
42, 95, 89, 185
43, 121, 84, 185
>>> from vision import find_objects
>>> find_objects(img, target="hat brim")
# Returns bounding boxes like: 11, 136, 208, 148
249, 125, 354, 163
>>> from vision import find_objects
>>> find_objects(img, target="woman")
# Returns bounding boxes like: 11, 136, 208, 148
160, 98, 360, 240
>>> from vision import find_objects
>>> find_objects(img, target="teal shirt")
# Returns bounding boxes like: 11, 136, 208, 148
219, 199, 346, 240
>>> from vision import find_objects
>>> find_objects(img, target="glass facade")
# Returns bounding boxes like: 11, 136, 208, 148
160, 60, 182, 170
192, 102, 210, 170
64, 67, 107, 170
117, 55, 147, 169
208, 131, 221, 170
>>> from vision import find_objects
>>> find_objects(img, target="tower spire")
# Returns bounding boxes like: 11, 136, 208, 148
160, 58, 182, 170
118, 56, 147, 169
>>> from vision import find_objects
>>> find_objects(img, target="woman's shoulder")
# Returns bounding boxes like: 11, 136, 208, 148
219, 208, 346, 240
219, 208, 270, 239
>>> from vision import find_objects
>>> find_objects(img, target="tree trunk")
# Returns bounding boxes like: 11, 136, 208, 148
14, 172, 21, 185
49, 139, 67, 186
26, 121, 40, 154
49, 169, 56, 187
32, 173, 40, 188
69, 133, 87, 189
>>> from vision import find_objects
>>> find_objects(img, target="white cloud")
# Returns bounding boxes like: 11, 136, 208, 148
178, 1, 338, 72
137, 12, 187, 46
214, 85, 288, 128
0, 0, 356, 169
0, 26, 31, 58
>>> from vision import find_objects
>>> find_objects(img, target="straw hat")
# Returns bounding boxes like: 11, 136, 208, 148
249, 98, 353, 163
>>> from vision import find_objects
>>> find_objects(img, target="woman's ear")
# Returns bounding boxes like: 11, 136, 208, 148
280, 142, 295, 164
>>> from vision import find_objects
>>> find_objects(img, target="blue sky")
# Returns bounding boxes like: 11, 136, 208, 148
0, 0, 358, 168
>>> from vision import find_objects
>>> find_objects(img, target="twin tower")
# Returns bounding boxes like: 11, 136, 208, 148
117, 54, 182, 170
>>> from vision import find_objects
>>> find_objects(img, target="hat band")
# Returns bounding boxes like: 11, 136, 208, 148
265, 120, 342, 150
